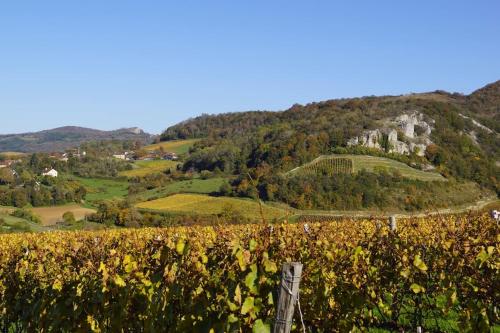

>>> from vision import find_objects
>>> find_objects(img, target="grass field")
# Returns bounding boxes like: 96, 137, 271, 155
0, 205, 14, 214
0, 151, 26, 159
144, 139, 200, 155
1, 211, 110, 233
31, 204, 96, 225
136, 193, 289, 220
289, 154, 446, 181
71, 176, 129, 205
136, 177, 229, 201
119, 160, 179, 178
0, 213, 45, 233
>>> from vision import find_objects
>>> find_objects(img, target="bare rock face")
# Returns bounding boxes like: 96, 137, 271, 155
409, 143, 427, 157
347, 111, 433, 157
388, 129, 398, 144
459, 114, 494, 133
394, 112, 432, 138
360, 130, 382, 149
392, 141, 410, 155
396, 114, 417, 138
347, 137, 359, 146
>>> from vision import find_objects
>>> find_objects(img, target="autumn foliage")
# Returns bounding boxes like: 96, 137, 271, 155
0, 214, 498, 332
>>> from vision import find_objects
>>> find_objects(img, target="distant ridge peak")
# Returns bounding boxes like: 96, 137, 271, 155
118, 127, 144, 134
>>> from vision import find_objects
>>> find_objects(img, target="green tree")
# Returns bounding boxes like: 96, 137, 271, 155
62, 211, 76, 225
0, 168, 15, 185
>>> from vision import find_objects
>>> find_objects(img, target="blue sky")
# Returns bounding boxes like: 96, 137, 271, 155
1, 1, 499, 134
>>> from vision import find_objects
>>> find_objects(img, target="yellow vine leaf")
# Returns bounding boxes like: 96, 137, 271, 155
413, 255, 428, 272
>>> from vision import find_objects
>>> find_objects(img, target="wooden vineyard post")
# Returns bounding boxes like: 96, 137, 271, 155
389, 215, 397, 232
274, 262, 303, 333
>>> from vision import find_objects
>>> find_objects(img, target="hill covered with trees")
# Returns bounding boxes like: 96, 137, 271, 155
0, 126, 153, 152
159, 81, 499, 210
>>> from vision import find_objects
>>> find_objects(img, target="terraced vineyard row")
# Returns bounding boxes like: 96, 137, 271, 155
0, 214, 498, 332
299, 157, 353, 175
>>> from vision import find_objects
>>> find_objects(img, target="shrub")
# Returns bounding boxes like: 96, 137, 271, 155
62, 212, 76, 225
10, 208, 42, 224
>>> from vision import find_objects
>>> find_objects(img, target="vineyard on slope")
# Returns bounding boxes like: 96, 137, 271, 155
0, 214, 498, 332
298, 157, 353, 176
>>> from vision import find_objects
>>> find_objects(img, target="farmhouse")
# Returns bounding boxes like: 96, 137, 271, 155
65, 149, 86, 158
42, 168, 58, 177
0, 160, 15, 168
113, 154, 127, 160
112, 151, 133, 160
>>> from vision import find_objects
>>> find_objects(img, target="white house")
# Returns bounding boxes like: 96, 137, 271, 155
113, 154, 127, 160
113, 152, 132, 160
42, 168, 58, 177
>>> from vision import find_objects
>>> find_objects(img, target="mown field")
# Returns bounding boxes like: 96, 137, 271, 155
119, 160, 179, 178
0, 214, 497, 332
135, 177, 229, 201
136, 193, 289, 220
71, 176, 129, 205
31, 204, 96, 225
0, 205, 13, 214
0, 152, 26, 159
289, 154, 446, 181
0, 210, 108, 233
144, 139, 200, 155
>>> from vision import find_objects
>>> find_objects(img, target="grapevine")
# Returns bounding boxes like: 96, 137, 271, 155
0, 213, 498, 332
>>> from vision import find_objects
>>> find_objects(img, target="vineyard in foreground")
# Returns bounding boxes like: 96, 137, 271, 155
0, 214, 498, 332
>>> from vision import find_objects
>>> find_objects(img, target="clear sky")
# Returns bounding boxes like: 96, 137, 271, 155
1, 1, 499, 134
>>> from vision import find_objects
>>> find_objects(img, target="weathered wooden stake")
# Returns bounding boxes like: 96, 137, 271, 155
389, 216, 397, 232
274, 262, 303, 333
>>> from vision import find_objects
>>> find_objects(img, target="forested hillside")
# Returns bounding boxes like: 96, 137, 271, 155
466, 80, 500, 131
161, 81, 499, 202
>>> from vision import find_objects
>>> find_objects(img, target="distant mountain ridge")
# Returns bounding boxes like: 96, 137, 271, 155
0, 126, 153, 152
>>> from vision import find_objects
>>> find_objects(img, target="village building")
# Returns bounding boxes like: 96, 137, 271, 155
65, 149, 86, 158
112, 151, 133, 160
0, 160, 15, 168
42, 168, 58, 177
113, 154, 127, 160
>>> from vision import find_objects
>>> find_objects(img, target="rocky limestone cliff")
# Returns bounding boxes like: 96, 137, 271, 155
348, 112, 433, 156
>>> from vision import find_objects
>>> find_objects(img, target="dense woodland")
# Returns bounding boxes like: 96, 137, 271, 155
225, 168, 484, 211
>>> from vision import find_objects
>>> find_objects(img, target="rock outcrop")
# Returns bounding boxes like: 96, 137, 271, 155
348, 112, 433, 157
395, 113, 432, 138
